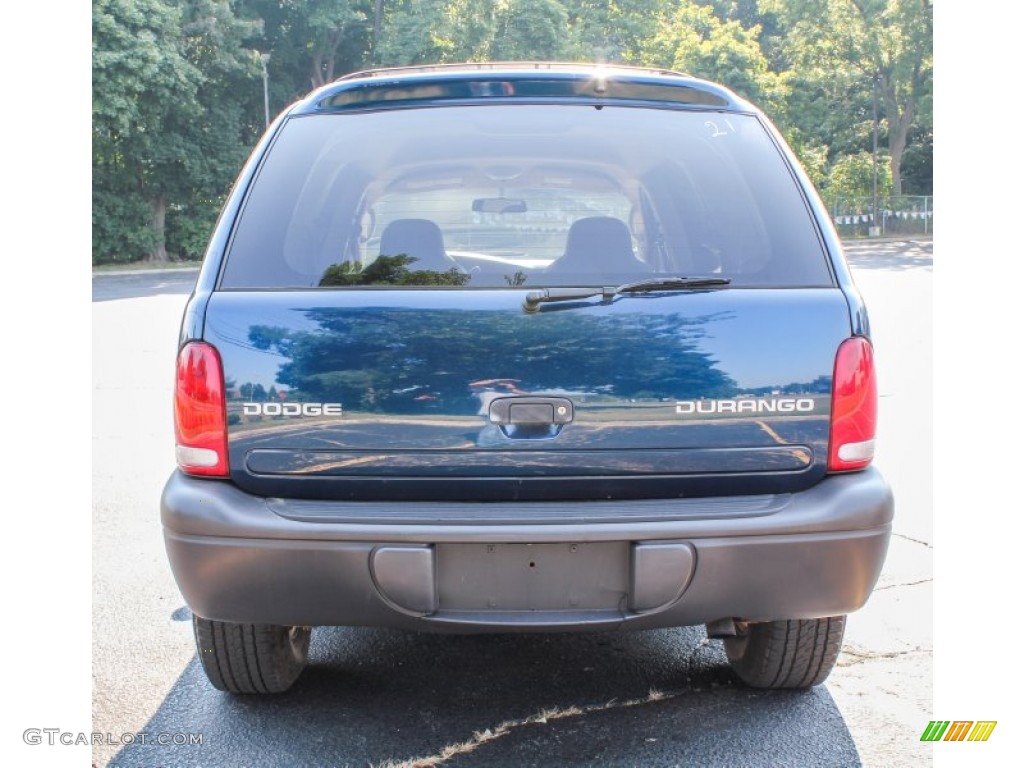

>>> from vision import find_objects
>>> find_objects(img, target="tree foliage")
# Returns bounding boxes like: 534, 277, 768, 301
92, 0, 932, 264
93, 0, 261, 262
93, 0, 201, 262
558, 0, 660, 61
375, 0, 499, 64
640, 1, 785, 111
760, 0, 932, 196
827, 150, 892, 203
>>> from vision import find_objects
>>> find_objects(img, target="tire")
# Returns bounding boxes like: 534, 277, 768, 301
723, 615, 846, 689
193, 616, 311, 694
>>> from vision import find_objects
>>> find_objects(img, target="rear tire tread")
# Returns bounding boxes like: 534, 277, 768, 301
725, 615, 845, 689
248, 624, 269, 693
193, 616, 310, 694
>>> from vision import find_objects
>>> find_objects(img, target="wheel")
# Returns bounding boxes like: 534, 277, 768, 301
193, 615, 311, 694
723, 615, 846, 689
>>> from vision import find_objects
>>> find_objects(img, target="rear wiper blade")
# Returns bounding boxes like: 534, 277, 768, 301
616, 276, 732, 293
522, 276, 731, 313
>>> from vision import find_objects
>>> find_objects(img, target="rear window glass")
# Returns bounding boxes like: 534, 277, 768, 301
220, 105, 831, 289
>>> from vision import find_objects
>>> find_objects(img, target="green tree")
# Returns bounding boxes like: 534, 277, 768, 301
93, 0, 202, 262
305, 1, 372, 85
93, 0, 262, 263
492, 0, 569, 60
826, 150, 892, 204
93, 0, 933, 264
374, 0, 450, 65
376, 0, 571, 66
170, 1, 264, 259
563, 1, 671, 63
439, 0, 501, 60
639, 1, 785, 112
761, 0, 932, 196
899, 123, 931, 194
237, 1, 373, 98
375, 0, 499, 65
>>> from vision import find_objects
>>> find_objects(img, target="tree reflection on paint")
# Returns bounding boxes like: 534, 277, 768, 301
249, 308, 737, 415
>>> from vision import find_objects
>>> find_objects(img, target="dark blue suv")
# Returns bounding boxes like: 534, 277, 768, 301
163, 63, 893, 694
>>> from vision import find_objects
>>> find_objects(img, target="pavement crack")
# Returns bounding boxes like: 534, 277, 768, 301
875, 578, 932, 591
837, 645, 930, 667
377, 688, 679, 768
892, 532, 933, 548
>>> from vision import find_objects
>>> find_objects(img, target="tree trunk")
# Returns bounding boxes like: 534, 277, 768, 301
880, 66, 921, 199
149, 194, 168, 262
883, 82, 915, 199
888, 134, 906, 198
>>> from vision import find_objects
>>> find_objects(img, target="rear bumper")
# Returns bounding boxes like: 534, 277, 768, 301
161, 468, 893, 631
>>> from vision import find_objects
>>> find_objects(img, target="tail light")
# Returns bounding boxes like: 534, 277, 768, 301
828, 337, 877, 472
174, 342, 229, 477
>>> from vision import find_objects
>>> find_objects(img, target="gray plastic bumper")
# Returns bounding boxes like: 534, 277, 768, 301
162, 468, 893, 631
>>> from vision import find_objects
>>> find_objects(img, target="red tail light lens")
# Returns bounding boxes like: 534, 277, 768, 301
828, 337, 877, 472
174, 342, 229, 477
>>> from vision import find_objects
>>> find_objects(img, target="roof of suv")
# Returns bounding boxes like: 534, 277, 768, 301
291, 62, 750, 115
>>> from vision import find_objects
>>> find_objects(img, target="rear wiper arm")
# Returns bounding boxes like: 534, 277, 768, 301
522, 276, 731, 313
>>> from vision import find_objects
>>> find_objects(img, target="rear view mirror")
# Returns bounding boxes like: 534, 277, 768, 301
472, 198, 527, 214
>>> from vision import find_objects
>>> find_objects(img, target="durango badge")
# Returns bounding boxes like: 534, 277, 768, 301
676, 398, 816, 415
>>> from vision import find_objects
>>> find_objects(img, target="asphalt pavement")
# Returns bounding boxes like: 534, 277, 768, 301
91, 239, 932, 767
92, 269, 199, 302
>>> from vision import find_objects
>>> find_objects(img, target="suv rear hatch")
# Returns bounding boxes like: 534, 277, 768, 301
208, 82, 849, 501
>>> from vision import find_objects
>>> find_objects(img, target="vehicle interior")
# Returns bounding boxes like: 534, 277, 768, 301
221, 105, 831, 289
